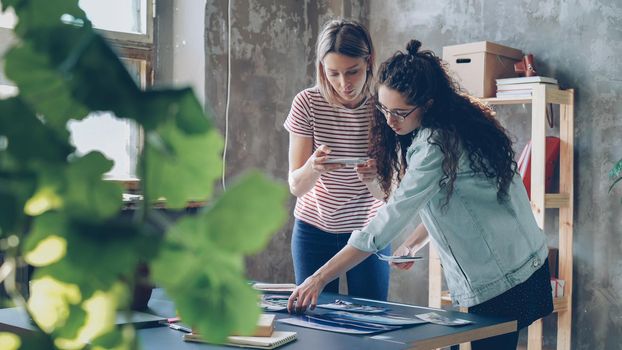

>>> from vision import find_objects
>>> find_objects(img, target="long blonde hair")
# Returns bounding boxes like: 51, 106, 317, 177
316, 19, 375, 106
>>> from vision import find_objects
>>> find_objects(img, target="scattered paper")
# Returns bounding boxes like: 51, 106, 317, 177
317, 300, 387, 314
325, 311, 427, 326
415, 312, 472, 326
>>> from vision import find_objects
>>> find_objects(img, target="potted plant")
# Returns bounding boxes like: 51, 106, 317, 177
0, 0, 288, 348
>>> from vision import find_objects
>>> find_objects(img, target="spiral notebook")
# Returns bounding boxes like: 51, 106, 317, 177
183, 331, 297, 349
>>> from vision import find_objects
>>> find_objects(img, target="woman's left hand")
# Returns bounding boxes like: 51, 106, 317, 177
356, 159, 378, 184
287, 274, 327, 313
390, 244, 416, 270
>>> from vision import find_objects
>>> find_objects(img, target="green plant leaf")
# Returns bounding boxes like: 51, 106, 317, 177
202, 171, 289, 253
144, 121, 223, 209
150, 171, 287, 342
5, 44, 89, 130
0, 97, 74, 163
609, 159, 622, 179
63, 152, 123, 221
140, 88, 212, 134
9, 0, 89, 39
0, 170, 36, 236
608, 159, 622, 193
151, 241, 259, 343
176, 270, 260, 343
26, 213, 159, 299
0, 330, 56, 350
609, 176, 622, 193
52, 303, 86, 340
91, 327, 137, 350
25, 152, 123, 220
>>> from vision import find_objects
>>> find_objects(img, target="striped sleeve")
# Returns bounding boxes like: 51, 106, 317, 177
284, 90, 313, 137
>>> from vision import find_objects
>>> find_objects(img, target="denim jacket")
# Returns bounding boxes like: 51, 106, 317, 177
348, 128, 548, 307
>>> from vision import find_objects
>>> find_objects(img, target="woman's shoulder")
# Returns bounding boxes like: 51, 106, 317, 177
407, 128, 442, 157
412, 128, 436, 144
294, 86, 324, 103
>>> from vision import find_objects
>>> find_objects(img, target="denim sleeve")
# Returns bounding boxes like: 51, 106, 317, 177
348, 136, 445, 252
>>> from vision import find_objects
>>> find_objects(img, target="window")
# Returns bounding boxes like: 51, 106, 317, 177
0, 6, 16, 29
0, 2, 155, 181
79, 0, 154, 44
67, 58, 145, 181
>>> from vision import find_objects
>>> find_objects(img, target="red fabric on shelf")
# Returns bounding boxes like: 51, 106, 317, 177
517, 136, 561, 199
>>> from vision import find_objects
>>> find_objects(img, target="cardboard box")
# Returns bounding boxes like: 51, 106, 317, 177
442, 41, 523, 98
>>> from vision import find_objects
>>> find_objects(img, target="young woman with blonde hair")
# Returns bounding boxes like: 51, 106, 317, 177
284, 19, 390, 300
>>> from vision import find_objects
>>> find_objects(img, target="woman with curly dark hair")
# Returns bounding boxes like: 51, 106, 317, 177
288, 39, 553, 349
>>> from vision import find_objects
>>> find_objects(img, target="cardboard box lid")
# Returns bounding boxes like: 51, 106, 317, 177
443, 41, 523, 60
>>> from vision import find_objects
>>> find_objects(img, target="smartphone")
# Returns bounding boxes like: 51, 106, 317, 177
323, 157, 369, 166
375, 253, 422, 263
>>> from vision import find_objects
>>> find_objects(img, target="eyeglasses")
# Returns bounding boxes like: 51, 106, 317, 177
375, 102, 420, 122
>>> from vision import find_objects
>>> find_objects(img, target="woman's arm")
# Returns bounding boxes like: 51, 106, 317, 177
391, 223, 430, 270
287, 244, 371, 313
287, 133, 343, 197
356, 159, 386, 201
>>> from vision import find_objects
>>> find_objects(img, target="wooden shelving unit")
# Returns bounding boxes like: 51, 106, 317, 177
428, 84, 574, 350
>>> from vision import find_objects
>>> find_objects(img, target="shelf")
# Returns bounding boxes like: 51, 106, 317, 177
545, 194, 570, 208
481, 96, 533, 105
430, 82, 573, 350
480, 86, 573, 106
553, 296, 569, 313
441, 290, 452, 306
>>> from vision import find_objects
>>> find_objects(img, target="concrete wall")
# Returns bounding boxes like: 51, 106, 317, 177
159, 1, 621, 348
155, 0, 206, 105
367, 1, 622, 348
203, 0, 369, 287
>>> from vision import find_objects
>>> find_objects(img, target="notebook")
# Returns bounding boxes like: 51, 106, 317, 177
252, 283, 297, 293
230, 314, 275, 337
183, 331, 297, 349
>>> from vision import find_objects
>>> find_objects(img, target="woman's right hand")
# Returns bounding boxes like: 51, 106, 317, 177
287, 274, 327, 314
390, 244, 416, 270
309, 145, 344, 174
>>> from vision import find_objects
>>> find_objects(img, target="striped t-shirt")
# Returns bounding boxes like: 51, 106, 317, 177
284, 87, 383, 233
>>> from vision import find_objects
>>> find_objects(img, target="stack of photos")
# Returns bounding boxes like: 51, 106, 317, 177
259, 294, 290, 312
278, 314, 401, 335
316, 299, 387, 313
415, 312, 472, 326
324, 311, 427, 326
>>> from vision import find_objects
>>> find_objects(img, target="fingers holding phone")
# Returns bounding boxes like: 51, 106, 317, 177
390, 244, 417, 270
311, 145, 344, 173
356, 158, 378, 184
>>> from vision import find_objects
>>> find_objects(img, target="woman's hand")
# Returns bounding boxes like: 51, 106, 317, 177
355, 159, 378, 184
390, 244, 416, 270
287, 274, 327, 314
310, 145, 344, 174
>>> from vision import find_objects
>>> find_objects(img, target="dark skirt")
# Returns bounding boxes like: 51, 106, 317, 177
466, 258, 554, 350
469, 257, 554, 330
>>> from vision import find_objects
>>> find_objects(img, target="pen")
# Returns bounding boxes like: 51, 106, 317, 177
167, 316, 181, 323
169, 323, 192, 333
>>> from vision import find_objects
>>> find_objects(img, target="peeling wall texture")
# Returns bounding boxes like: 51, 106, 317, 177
203, 0, 368, 290
160, 1, 621, 348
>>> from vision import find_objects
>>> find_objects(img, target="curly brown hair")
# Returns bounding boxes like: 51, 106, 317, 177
370, 39, 517, 205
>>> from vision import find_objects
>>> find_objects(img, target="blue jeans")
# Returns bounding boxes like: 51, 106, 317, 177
291, 219, 390, 301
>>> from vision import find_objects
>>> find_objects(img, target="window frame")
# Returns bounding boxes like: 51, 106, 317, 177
95, 0, 155, 46
0, 2, 155, 184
